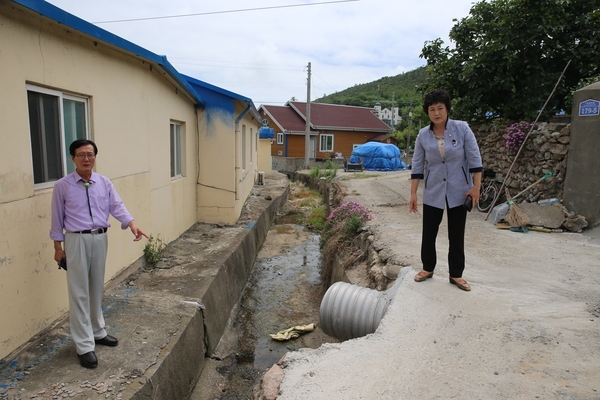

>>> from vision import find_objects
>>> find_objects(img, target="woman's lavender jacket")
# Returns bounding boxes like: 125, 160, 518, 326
411, 119, 483, 210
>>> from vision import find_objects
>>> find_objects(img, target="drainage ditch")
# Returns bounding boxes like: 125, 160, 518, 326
190, 206, 338, 399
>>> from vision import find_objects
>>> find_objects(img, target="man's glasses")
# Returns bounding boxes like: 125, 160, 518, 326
75, 153, 96, 159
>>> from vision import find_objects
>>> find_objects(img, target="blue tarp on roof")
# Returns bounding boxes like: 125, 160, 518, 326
350, 142, 407, 171
13, 0, 206, 106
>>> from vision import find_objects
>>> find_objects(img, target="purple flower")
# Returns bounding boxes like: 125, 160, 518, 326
505, 121, 535, 151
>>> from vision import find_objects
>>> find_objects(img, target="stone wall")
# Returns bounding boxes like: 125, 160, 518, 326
473, 121, 570, 203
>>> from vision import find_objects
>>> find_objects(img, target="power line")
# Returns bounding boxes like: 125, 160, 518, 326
172, 61, 303, 72
312, 72, 339, 92
169, 57, 302, 69
92, 0, 360, 24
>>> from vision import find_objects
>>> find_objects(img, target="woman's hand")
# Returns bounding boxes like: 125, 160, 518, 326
467, 186, 480, 206
410, 178, 421, 213
409, 193, 419, 213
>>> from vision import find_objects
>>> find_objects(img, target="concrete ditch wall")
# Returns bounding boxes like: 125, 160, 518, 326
131, 179, 291, 399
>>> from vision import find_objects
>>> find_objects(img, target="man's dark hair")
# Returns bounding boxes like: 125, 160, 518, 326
423, 89, 452, 114
69, 139, 98, 156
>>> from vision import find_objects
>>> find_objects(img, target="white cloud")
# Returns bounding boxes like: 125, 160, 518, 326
46, 0, 475, 105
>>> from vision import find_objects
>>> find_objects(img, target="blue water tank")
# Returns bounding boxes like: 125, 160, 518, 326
259, 127, 274, 139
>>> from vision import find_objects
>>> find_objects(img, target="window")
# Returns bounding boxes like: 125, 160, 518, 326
320, 134, 334, 152
254, 128, 258, 161
170, 122, 184, 178
250, 128, 253, 164
242, 124, 247, 169
276, 132, 284, 145
27, 85, 89, 186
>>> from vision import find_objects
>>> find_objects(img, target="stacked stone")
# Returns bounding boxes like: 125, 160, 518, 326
473, 122, 570, 203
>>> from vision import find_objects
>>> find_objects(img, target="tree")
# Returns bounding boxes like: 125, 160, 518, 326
314, 67, 427, 108
420, 0, 600, 122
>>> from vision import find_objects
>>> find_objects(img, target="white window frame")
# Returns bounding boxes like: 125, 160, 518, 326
320, 134, 334, 152
276, 132, 284, 145
26, 84, 90, 189
170, 121, 185, 179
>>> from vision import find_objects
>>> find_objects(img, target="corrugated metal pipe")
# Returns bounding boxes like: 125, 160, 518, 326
319, 267, 409, 341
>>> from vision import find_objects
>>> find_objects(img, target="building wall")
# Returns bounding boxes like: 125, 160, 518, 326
0, 3, 199, 359
257, 139, 273, 175
283, 130, 380, 159
374, 105, 401, 126
196, 102, 260, 224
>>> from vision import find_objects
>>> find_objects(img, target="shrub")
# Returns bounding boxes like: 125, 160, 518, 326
308, 167, 321, 178
143, 234, 165, 267
326, 201, 372, 236
504, 121, 535, 151
323, 159, 340, 170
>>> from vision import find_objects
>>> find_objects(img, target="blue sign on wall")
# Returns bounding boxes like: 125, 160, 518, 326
579, 99, 600, 116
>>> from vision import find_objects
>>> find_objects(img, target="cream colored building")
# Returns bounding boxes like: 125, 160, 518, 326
0, 0, 266, 360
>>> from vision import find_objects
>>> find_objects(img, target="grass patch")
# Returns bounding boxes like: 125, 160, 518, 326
308, 162, 339, 182
353, 173, 380, 179
290, 188, 318, 201
300, 197, 320, 208
306, 205, 328, 230
280, 182, 327, 229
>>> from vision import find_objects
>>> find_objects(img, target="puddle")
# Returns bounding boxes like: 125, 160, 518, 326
190, 217, 338, 400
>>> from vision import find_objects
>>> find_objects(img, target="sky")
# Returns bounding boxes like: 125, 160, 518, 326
46, 0, 476, 107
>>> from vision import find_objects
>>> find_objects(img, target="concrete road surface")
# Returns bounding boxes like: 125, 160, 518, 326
277, 170, 600, 400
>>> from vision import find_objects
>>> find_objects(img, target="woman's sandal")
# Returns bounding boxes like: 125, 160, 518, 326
414, 270, 434, 282
449, 277, 471, 291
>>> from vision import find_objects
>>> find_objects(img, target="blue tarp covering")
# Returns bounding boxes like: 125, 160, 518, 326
259, 127, 274, 139
350, 142, 407, 171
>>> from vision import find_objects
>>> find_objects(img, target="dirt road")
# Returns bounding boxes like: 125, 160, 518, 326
276, 170, 600, 399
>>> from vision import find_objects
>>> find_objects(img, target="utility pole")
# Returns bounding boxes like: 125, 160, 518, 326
304, 62, 312, 169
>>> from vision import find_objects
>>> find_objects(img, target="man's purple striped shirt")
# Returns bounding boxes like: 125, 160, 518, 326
50, 171, 134, 242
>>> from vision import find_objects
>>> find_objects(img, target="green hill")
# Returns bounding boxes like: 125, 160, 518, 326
314, 66, 427, 110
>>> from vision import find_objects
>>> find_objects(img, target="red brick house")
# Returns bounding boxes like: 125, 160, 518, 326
260, 102, 393, 159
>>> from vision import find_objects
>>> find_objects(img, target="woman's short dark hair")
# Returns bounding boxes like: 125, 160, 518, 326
423, 89, 452, 114
69, 139, 98, 156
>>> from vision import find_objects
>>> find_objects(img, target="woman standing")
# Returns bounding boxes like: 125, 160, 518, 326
409, 89, 482, 291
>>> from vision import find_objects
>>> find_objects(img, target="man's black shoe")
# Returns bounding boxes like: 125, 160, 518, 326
95, 335, 119, 347
78, 351, 98, 369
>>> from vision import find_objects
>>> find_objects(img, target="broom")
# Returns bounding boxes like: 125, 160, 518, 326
511, 172, 553, 201
505, 188, 530, 227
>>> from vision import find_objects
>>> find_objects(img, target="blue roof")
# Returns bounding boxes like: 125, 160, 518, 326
12, 0, 206, 106
183, 75, 260, 120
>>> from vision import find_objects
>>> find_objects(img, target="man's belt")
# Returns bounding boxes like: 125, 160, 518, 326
73, 228, 108, 234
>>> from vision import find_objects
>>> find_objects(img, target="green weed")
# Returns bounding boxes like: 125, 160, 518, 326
143, 234, 165, 267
